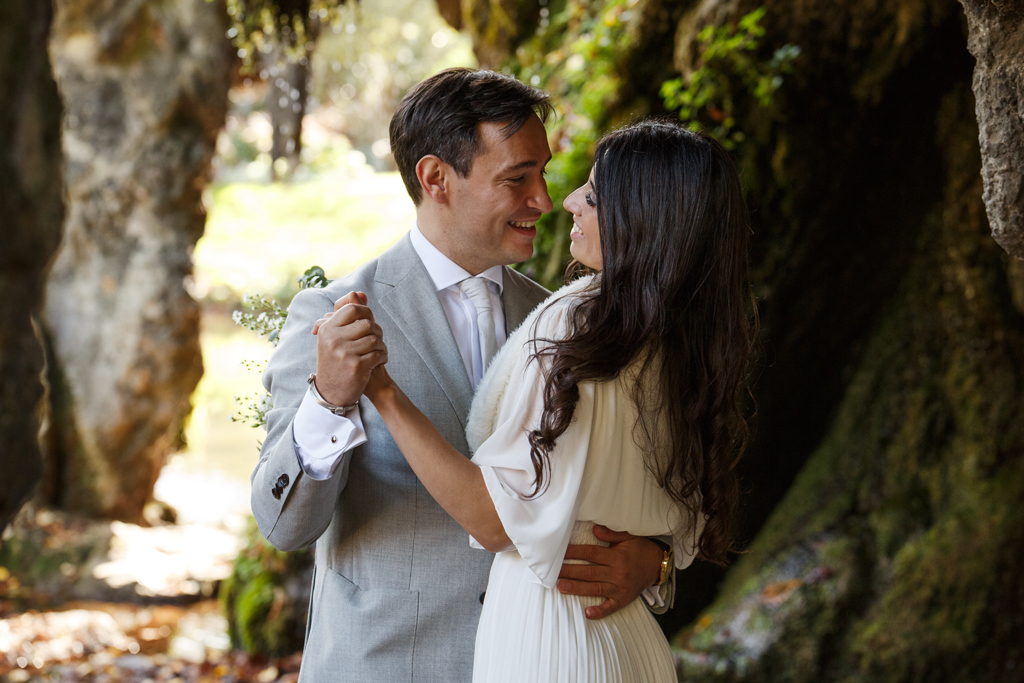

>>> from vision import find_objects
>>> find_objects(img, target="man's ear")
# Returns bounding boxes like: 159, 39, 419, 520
415, 155, 450, 205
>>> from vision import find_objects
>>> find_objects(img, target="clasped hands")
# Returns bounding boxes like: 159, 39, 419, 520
311, 291, 665, 619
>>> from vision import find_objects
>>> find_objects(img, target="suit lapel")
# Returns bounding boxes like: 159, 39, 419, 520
376, 235, 474, 426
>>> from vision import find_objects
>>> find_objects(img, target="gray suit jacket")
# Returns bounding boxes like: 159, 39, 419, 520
251, 234, 550, 682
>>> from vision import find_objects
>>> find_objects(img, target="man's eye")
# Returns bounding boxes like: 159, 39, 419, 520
508, 176, 525, 183
585, 192, 596, 208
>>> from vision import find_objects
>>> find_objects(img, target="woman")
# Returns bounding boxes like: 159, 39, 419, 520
363, 119, 754, 682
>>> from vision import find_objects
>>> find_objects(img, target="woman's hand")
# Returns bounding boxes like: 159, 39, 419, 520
364, 359, 398, 406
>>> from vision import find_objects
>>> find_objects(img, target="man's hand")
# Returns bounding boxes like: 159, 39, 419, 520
310, 291, 387, 406
557, 524, 664, 620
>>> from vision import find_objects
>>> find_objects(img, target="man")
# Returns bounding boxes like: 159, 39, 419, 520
251, 68, 672, 682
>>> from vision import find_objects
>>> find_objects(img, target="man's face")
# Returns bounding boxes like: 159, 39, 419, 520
444, 116, 553, 273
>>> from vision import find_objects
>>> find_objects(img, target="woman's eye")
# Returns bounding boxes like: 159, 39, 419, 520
585, 192, 596, 208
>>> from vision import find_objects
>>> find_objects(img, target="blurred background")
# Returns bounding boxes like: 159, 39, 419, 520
2, 0, 1024, 681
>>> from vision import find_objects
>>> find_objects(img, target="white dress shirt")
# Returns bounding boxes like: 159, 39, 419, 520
291, 225, 506, 479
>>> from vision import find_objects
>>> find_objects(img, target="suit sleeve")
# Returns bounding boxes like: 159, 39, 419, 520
251, 286, 359, 551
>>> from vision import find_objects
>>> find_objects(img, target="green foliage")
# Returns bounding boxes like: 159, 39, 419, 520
221, 517, 313, 655
220, 0, 352, 72
231, 266, 330, 430
504, 4, 797, 287
661, 8, 799, 149
232, 294, 288, 347
296, 264, 330, 290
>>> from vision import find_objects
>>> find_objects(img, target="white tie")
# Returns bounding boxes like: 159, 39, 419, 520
459, 276, 498, 374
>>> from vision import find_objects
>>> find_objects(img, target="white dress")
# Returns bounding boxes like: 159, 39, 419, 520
465, 276, 703, 683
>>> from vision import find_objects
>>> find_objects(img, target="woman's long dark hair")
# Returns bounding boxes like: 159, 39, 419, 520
527, 119, 755, 566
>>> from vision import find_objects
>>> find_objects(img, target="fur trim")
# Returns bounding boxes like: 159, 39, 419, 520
466, 274, 596, 453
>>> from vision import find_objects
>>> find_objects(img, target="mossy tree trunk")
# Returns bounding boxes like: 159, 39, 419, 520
0, 0, 65, 532
453, 0, 1024, 679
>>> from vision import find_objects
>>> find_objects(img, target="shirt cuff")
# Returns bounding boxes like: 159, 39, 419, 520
642, 584, 666, 609
292, 386, 367, 480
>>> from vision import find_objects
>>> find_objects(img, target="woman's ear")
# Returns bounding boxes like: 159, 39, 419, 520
415, 155, 450, 205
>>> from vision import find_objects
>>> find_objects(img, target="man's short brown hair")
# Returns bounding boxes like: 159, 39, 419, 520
389, 68, 552, 205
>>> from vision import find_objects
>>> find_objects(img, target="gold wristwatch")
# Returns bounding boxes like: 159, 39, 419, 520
652, 538, 674, 586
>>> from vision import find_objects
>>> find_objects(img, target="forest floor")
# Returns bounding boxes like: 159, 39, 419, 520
0, 473, 298, 682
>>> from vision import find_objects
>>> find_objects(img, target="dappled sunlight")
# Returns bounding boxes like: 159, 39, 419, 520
91, 523, 241, 597
0, 601, 273, 682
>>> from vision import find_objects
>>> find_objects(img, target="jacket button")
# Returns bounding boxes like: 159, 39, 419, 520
479, 591, 486, 604
277, 474, 289, 488
271, 486, 282, 500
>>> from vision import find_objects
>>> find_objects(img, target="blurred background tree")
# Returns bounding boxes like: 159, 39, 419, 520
40, 0, 232, 522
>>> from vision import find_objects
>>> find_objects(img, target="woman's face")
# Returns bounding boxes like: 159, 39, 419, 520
564, 168, 602, 270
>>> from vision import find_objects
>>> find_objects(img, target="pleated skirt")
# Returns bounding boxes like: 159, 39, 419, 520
472, 522, 676, 683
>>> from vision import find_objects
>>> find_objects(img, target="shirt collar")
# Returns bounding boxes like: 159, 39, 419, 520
410, 224, 504, 294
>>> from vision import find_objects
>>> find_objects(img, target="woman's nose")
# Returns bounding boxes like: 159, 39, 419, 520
563, 188, 579, 214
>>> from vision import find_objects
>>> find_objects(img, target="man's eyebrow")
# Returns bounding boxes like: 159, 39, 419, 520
498, 155, 552, 175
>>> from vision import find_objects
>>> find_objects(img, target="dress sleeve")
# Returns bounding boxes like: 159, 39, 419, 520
672, 507, 706, 571
469, 308, 594, 589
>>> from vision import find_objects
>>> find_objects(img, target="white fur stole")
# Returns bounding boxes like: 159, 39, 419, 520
465, 274, 596, 454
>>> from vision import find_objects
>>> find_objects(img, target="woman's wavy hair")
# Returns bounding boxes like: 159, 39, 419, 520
527, 119, 756, 565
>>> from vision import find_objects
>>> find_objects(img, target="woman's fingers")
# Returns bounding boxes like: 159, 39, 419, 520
333, 290, 366, 311
312, 311, 334, 335
591, 525, 636, 544
312, 291, 365, 335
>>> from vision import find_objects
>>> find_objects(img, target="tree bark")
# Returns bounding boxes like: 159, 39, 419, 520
267, 48, 311, 179
959, 0, 1024, 261
42, 0, 232, 522
0, 0, 65, 532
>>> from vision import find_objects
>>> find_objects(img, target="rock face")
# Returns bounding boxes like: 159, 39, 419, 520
43, 0, 231, 521
0, 0, 65, 531
960, 0, 1024, 261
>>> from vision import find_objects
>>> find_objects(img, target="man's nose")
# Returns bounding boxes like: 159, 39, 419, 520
527, 177, 554, 214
